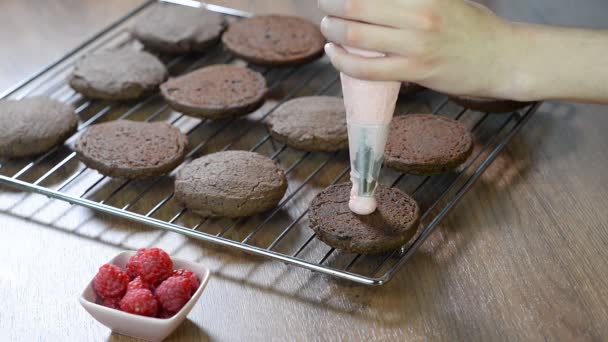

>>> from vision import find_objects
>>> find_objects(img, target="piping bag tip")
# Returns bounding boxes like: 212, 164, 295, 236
349, 193, 377, 215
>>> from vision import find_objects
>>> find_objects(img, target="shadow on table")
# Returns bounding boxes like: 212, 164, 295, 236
478, 101, 578, 192
106, 319, 211, 342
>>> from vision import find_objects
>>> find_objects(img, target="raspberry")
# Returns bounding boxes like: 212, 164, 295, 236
172, 269, 200, 295
158, 310, 175, 319
93, 264, 129, 299
126, 249, 146, 279
128, 276, 152, 291
132, 248, 173, 285
119, 289, 159, 317
101, 297, 121, 310
155, 276, 192, 314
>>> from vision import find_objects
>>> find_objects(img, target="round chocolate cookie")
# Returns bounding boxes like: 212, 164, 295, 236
384, 114, 473, 175
221, 15, 325, 66
267, 96, 347, 152
449, 95, 531, 113
132, 4, 225, 53
400, 82, 425, 96
0, 97, 78, 158
175, 151, 287, 218
309, 183, 420, 254
161, 64, 267, 119
75, 120, 188, 179
69, 49, 168, 100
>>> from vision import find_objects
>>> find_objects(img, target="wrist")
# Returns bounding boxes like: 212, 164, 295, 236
491, 20, 538, 102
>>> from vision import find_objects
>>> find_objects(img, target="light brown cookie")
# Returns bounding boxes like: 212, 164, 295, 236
267, 96, 347, 152
76, 120, 188, 179
132, 4, 225, 53
69, 49, 167, 100
161, 64, 267, 119
175, 151, 288, 218
0, 97, 78, 158
221, 15, 325, 66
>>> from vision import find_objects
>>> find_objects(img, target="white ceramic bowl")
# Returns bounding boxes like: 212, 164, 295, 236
79, 251, 211, 342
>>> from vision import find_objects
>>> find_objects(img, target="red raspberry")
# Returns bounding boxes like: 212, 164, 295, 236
119, 289, 159, 317
158, 310, 175, 319
93, 264, 129, 299
128, 276, 153, 291
101, 297, 121, 310
133, 248, 173, 285
155, 276, 192, 314
172, 269, 200, 295
126, 249, 146, 279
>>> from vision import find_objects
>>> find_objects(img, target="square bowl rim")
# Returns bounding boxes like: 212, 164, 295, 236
79, 250, 211, 325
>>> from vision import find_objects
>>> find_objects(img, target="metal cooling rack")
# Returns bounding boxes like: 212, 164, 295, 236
0, 0, 540, 285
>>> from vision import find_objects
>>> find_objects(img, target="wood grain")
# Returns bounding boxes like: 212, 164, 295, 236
2, 1, 608, 341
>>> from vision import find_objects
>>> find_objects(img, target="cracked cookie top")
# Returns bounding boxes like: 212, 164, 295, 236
174, 150, 287, 218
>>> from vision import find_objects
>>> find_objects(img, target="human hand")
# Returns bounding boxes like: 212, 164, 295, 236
318, 0, 521, 99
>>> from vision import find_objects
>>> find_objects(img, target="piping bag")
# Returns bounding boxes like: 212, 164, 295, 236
341, 46, 400, 215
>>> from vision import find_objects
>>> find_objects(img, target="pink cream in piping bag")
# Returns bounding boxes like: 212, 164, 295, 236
341, 46, 400, 215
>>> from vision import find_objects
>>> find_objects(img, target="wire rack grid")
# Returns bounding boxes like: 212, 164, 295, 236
0, 0, 540, 286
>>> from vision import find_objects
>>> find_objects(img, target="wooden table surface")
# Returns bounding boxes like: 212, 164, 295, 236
2, 1, 608, 341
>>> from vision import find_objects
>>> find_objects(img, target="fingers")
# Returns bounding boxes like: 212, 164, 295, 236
318, 0, 429, 29
321, 16, 419, 56
324, 43, 427, 81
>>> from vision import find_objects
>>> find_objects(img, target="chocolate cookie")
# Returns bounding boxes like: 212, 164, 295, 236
69, 49, 168, 100
161, 64, 267, 119
449, 95, 531, 113
75, 120, 187, 179
0, 97, 78, 158
132, 4, 225, 53
384, 114, 473, 175
221, 15, 325, 66
309, 183, 420, 254
175, 151, 287, 218
400, 82, 425, 96
267, 96, 347, 152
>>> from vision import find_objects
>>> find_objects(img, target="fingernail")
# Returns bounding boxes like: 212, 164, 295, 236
320, 16, 329, 32
324, 43, 335, 57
